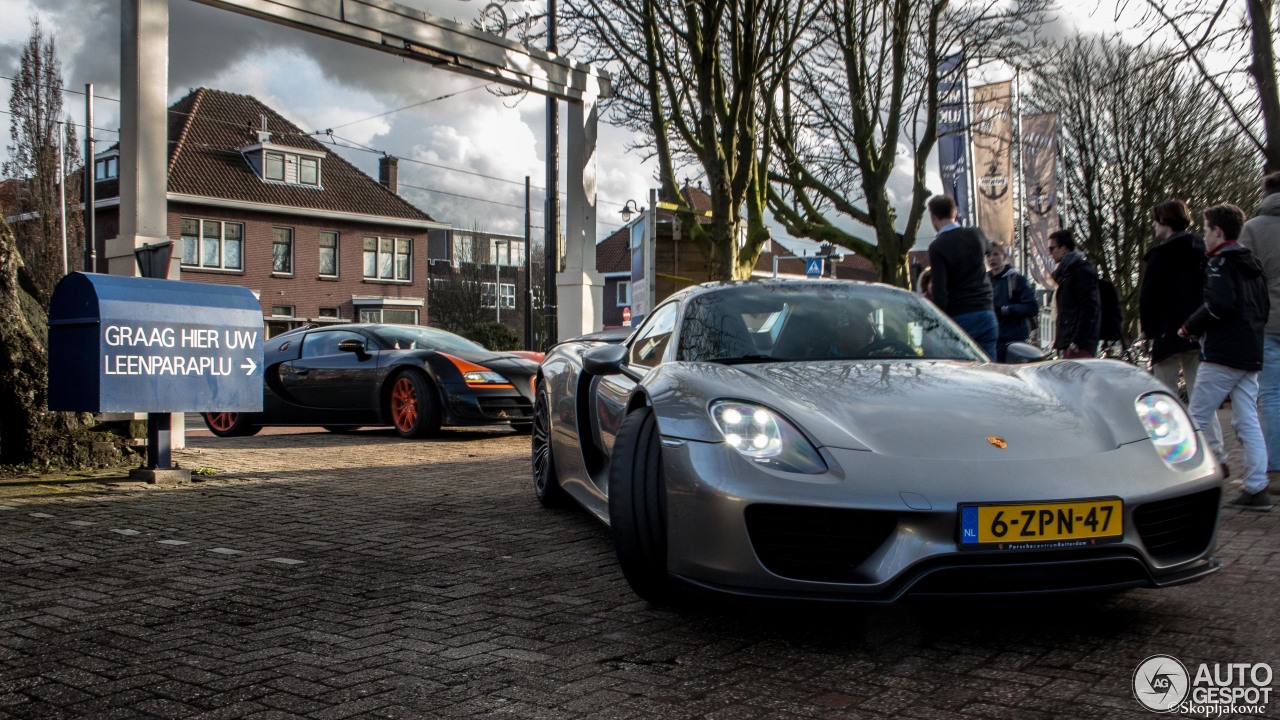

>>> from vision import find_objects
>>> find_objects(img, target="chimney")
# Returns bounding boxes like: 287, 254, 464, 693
379, 155, 399, 194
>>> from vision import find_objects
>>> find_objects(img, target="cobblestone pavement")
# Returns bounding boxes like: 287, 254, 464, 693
0, 415, 1276, 719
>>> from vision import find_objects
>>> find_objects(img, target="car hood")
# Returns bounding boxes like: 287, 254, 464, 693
651, 359, 1159, 460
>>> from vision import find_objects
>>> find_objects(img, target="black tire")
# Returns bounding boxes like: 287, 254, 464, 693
532, 392, 569, 508
322, 426, 361, 434
388, 371, 442, 439
201, 412, 261, 438
608, 406, 673, 603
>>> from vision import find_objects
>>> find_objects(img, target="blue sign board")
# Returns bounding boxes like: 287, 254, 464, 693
47, 273, 264, 413
805, 258, 823, 278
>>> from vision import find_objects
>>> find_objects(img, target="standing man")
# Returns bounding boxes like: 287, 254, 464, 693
985, 241, 1038, 361
1182, 204, 1271, 510
1047, 229, 1100, 358
1238, 172, 1280, 481
1140, 199, 1206, 397
927, 195, 998, 359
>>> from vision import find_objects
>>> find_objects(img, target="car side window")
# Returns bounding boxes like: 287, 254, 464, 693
300, 330, 365, 359
628, 303, 679, 369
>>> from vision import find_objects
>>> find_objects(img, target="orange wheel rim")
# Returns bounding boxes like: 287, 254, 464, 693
391, 378, 418, 431
208, 412, 237, 431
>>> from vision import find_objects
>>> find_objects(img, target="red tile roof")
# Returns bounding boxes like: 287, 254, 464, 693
596, 227, 630, 274
98, 88, 434, 223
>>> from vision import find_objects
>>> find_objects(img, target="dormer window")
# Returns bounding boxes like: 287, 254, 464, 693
94, 152, 119, 181
242, 142, 324, 188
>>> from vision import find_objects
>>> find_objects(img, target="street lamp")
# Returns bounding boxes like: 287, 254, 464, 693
619, 199, 641, 223
494, 239, 507, 323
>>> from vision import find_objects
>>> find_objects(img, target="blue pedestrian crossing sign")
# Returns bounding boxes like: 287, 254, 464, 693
805, 258, 823, 278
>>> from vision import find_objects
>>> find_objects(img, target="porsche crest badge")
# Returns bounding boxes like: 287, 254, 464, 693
987, 436, 1008, 449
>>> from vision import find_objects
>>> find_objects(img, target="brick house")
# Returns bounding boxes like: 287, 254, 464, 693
426, 228, 530, 338
91, 88, 447, 336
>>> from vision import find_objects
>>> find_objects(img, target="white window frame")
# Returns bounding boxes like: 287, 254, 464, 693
482, 282, 517, 309
363, 236, 412, 282
272, 227, 294, 274
262, 148, 323, 187
95, 156, 118, 181
180, 218, 243, 271
319, 231, 339, 278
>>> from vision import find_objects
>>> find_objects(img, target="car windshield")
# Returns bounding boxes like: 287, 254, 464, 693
677, 283, 987, 363
369, 325, 487, 353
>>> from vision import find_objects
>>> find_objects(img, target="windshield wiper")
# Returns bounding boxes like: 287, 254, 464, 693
705, 354, 786, 365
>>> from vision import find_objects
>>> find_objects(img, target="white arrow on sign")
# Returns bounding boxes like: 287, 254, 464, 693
241, 358, 257, 375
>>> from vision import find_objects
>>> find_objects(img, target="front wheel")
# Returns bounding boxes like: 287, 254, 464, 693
388, 372, 441, 438
608, 406, 673, 603
532, 391, 569, 508
202, 412, 261, 438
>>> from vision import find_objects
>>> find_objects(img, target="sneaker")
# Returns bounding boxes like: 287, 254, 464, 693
1230, 490, 1274, 512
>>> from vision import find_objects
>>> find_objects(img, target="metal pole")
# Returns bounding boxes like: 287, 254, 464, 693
145, 412, 171, 469
496, 240, 503, 323
524, 176, 533, 349
58, 121, 67, 276
84, 83, 95, 273
1015, 68, 1028, 276
543, 0, 559, 348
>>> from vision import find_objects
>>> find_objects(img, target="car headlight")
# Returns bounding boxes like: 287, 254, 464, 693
1135, 393, 1197, 465
710, 400, 826, 474
438, 352, 514, 388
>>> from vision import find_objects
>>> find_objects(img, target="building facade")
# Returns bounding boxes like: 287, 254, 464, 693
91, 88, 445, 336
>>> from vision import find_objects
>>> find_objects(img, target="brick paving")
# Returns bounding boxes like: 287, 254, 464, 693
0, 415, 1276, 719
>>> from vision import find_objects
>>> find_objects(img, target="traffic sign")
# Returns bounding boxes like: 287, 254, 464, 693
805, 258, 823, 278
622, 307, 632, 326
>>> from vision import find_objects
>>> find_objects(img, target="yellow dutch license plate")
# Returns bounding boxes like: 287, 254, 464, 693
959, 499, 1123, 548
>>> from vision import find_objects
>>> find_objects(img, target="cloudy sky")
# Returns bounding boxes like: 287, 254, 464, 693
0, 0, 1139, 249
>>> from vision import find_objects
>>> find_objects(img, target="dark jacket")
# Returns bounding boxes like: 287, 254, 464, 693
1183, 243, 1268, 371
1051, 250, 1100, 351
990, 265, 1038, 346
1140, 231, 1206, 363
928, 227, 993, 318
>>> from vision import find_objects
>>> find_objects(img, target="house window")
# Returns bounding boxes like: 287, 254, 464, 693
95, 156, 118, 181
617, 281, 631, 307
318, 307, 340, 319
265, 151, 285, 181
364, 236, 412, 281
319, 231, 339, 277
454, 233, 475, 265
260, 148, 322, 187
358, 307, 418, 325
481, 282, 517, 309
299, 157, 319, 186
181, 218, 243, 270
265, 305, 300, 338
272, 227, 294, 274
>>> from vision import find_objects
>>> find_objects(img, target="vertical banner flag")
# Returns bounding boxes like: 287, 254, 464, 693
971, 81, 1015, 249
1022, 113, 1060, 285
936, 54, 971, 224
629, 216, 648, 327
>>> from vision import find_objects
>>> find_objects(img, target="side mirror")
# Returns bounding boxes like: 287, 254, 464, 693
1004, 342, 1048, 364
337, 339, 367, 356
582, 344, 628, 376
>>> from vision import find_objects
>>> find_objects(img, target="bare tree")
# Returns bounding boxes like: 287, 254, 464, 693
1032, 35, 1260, 335
3, 19, 83, 302
491, 0, 817, 280
1120, 0, 1279, 172
768, 0, 1050, 287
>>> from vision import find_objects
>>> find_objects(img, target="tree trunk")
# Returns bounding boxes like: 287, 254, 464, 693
1246, 0, 1280, 173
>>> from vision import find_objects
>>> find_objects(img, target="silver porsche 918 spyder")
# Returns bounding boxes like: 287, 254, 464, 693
531, 280, 1222, 603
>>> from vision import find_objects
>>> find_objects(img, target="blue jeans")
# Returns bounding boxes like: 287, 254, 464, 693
953, 310, 998, 361
1259, 334, 1280, 471
1188, 362, 1267, 493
